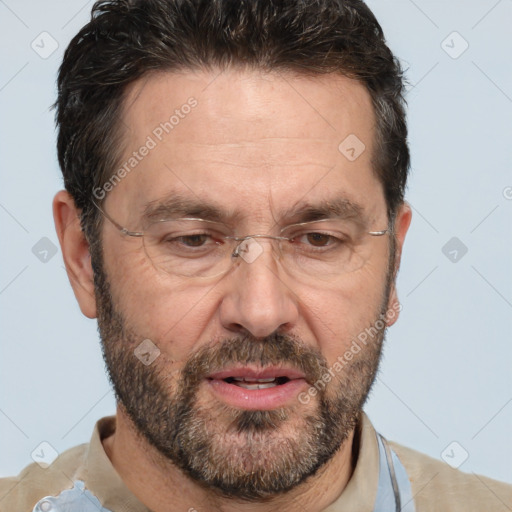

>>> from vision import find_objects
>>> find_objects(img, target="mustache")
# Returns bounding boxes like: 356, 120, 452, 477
180, 332, 328, 388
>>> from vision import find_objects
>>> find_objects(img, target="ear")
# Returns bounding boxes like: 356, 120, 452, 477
386, 201, 412, 327
53, 190, 97, 319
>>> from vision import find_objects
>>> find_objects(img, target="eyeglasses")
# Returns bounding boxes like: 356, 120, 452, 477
92, 200, 391, 281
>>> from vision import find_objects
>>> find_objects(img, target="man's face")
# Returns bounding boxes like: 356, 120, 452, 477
94, 69, 403, 499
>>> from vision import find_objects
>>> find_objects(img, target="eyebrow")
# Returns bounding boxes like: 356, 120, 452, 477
142, 195, 246, 225
142, 193, 366, 226
282, 198, 365, 224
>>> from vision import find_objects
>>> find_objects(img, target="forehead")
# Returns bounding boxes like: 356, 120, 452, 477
108, 68, 385, 225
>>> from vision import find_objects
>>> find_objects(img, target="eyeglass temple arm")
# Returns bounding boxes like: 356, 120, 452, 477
91, 198, 144, 237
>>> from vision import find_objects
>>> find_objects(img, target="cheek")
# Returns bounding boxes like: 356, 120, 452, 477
299, 264, 388, 363
104, 243, 217, 361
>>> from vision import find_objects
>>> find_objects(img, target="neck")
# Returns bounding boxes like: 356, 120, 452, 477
102, 407, 356, 512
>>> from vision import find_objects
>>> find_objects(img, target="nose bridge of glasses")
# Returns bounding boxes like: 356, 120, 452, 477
229, 234, 289, 263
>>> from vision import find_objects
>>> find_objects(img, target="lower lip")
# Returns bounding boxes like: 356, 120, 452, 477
207, 378, 308, 410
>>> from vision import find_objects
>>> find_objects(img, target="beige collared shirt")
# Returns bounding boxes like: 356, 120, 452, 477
1, 412, 510, 511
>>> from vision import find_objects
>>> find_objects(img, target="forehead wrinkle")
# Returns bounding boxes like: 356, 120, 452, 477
174, 139, 335, 157
180, 137, 332, 145
176, 160, 335, 170
173, 140, 336, 167
167, 144, 338, 173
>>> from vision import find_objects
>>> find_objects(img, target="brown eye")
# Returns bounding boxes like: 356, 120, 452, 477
175, 234, 210, 247
304, 233, 333, 247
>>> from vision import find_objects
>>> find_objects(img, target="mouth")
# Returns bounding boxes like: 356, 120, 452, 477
222, 376, 291, 390
206, 367, 308, 410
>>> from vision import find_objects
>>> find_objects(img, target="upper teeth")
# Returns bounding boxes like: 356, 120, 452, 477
231, 377, 279, 389
233, 377, 276, 383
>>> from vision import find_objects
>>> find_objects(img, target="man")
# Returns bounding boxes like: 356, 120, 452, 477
1, 0, 510, 511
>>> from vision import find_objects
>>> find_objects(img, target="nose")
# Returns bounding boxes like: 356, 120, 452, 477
218, 239, 299, 339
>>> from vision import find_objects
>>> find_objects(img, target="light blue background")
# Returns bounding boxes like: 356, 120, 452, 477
1, 0, 511, 486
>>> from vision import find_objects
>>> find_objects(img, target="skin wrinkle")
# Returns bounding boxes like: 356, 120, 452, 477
156, 146, 339, 169
159, 160, 335, 170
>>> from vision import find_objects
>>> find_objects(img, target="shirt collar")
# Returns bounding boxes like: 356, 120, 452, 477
77, 416, 149, 512
323, 411, 379, 512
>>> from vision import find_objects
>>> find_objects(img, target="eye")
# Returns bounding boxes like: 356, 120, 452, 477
292, 232, 345, 248
303, 232, 336, 247
162, 232, 225, 251
174, 234, 212, 247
